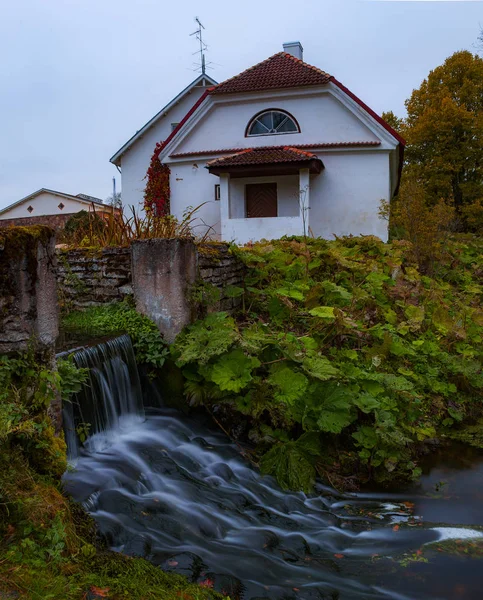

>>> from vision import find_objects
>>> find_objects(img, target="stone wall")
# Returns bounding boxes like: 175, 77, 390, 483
57, 241, 245, 339
56, 247, 132, 309
0, 226, 58, 355
197, 243, 245, 312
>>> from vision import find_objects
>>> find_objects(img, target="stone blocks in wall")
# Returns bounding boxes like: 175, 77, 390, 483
197, 243, 246, 312
131, 239, 197, 343
0, 226, 58, 355
57, 240, 246, 341
56, 247, 132, 308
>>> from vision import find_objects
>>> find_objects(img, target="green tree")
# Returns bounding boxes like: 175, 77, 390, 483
403, 51, 483, 213
381, 110, 405, 137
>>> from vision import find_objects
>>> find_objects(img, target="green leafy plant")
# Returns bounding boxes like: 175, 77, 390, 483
172, 233, 483, 491
62, 302, 168, 369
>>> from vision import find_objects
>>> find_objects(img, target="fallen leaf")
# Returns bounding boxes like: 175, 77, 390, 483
334, 553, 344, 559
90, 587, 110, 598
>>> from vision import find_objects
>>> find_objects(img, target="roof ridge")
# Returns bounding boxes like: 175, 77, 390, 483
210, 51, 332, 95
209, 52, 286, 94
280, 52, 331, 78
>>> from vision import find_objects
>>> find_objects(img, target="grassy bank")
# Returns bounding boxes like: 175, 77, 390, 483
0, 352, 223, 600
171, 234, 483, 491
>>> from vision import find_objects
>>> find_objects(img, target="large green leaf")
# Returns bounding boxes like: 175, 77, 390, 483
309, 306, 336, 320
353, 393, 380, 414
211, 349, 260, 392
313, 382, 355, 433
321, 280, 353, 304
260, 438, 317, 493
268, 366, 308, 405
302, 356, 339, 381
172, 313, 237, 366
275, 287, 305, 301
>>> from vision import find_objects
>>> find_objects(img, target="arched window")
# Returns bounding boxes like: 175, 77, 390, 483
246, 110, 300, 137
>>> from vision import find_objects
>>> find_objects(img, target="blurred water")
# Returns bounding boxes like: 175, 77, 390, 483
62, 337, 483, 599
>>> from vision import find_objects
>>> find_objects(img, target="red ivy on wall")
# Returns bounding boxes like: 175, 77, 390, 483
143, 142, 171, 216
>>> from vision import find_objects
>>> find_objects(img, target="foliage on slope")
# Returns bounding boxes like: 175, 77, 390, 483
172, 234, 483, 491
0, 352, 222, 600
62, 302, 169, 369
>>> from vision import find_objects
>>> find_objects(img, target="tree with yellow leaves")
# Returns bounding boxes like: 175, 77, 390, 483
384, 51, 483, 232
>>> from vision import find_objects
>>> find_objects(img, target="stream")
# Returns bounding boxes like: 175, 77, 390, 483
62, 336, 483, 600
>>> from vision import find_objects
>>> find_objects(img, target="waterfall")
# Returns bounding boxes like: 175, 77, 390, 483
62, 334, 144, 459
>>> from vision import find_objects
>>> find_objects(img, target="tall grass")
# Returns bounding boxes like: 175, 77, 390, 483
61, 203, 211, 248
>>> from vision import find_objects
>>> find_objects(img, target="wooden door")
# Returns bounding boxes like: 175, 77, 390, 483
245, 183, 277, 218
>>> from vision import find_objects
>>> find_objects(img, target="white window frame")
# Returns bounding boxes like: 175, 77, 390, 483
246, 110, 300, 137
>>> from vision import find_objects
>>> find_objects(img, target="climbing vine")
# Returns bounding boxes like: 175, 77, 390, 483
143, 142, 171, 216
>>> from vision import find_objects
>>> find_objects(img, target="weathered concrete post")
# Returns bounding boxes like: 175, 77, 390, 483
131, 238, 198, 343
0, 226, 60, 430
0, 226, 58, 354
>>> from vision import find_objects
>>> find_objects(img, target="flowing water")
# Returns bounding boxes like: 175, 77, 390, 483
62, 336, 483, 600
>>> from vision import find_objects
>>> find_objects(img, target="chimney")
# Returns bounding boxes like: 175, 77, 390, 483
283, 41, 303, 61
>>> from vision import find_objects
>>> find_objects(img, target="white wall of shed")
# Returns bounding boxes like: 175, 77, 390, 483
0, 192, 104, 218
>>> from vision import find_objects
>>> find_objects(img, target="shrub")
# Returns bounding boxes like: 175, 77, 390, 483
389, 177, 455, 272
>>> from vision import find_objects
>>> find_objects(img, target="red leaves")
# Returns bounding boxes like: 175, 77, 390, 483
333, 553, 345, 559
144, 142, 171, 217
89, 586, 110, 598
199, 578, 214, 588
392, 525, 400, 532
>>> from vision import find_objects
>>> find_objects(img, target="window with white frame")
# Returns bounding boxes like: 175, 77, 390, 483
246, 110, 299, 137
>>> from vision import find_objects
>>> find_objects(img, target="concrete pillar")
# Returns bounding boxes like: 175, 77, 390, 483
0, 226, 61, 431
219, 173, 230, 240
131, 238, 197, 343
299, 168, 310, 236
0, 227, 58, 355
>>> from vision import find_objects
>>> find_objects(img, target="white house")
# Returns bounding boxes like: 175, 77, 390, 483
111, 43, 404, 244
0, 189, 113, 229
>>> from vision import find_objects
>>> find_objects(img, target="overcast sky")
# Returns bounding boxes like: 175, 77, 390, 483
0, 0, 481, 209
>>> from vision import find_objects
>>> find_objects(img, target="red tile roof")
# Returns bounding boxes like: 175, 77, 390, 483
209, 52, 332, 95
206, 146, 320, 168
171, 141, 381, 158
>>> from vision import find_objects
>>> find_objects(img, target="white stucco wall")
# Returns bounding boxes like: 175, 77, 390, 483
169, 161, 222, 238
229, 175, 299, 218
0, 192, 104, 219
309, 151, 390, 241
119, 86, 208, 212
174, 91, 380, 155
168, 149, 390, 243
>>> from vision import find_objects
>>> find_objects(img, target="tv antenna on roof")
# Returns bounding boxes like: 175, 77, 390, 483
190, 17, 210, 75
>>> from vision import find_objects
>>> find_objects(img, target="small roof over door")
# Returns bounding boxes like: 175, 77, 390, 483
206, 146, 324, 178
